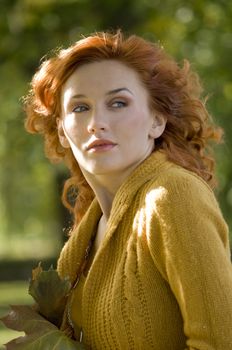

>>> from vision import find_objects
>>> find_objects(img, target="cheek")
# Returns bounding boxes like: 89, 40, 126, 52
117, 110, 151, 135
63, 116, 77, 131
114, 119, 146, 147
63, 116, 85, 139
114, 108, 145, 129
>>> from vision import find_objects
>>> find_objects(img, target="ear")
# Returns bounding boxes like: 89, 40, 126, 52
56, 118, 70, 148
149, 114, 167, 139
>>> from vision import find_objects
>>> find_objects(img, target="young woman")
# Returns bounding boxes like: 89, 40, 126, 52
24, 31, 232, 349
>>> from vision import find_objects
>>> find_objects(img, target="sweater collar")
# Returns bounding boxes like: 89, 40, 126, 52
109, 151, 168, 223
85, 150, 170, 257
77, 151, 169, 242
61, 151, 169, 283
85, 151, 169, 233
102, 150, 168, 237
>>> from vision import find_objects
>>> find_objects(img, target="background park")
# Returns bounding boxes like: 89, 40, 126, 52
0, 0, 232, 347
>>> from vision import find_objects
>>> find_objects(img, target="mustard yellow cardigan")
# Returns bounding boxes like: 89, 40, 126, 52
57, 151, 232, 350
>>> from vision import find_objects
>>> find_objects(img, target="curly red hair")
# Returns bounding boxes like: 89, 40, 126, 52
24, 30, 222, 229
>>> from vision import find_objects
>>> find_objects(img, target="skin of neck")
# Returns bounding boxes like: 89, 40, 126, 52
80, 161, 144, 220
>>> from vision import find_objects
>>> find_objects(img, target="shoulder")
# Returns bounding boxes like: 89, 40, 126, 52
141, 161, 217, 211
140, 161, 229, 250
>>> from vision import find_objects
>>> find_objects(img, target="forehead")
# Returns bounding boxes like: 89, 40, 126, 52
62, 59, 147, 97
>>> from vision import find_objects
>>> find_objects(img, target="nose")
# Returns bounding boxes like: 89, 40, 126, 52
87, 109, 108, 134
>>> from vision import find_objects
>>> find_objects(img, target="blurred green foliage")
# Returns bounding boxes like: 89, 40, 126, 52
0, 0, 232, 259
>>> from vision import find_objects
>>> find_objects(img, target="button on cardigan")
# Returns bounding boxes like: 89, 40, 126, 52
57, 151, 232, 350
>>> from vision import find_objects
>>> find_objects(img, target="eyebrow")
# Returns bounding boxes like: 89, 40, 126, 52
70, 87, 134, 100
106, 87, 134, 96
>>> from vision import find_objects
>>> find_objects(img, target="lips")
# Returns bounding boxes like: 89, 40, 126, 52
86, 139, 117, 151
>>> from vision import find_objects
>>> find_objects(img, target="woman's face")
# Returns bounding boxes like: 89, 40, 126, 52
59, 60, 166, 178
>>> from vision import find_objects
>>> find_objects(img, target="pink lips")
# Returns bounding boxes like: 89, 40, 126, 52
86, 139, 117, 152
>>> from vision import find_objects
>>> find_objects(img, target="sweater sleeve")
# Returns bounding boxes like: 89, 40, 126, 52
146, 169, 232, 350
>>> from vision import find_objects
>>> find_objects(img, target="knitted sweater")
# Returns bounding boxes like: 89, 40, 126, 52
57, 151, 232, 350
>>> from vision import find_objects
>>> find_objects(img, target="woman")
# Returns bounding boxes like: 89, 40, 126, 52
24, 31, 232, 349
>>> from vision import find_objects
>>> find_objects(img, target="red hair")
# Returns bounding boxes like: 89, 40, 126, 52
24, 30, 222, 229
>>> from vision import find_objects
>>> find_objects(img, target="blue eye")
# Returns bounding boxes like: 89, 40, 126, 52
73, 105, 89, 113
111, 101, 127, 108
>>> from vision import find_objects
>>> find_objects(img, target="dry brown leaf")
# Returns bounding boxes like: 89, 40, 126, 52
1, 304, 84, 349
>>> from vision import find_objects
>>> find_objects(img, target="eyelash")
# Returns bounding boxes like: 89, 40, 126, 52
72, 100, 127, 113
72, 105, 89, 113
111, 100, 127, 108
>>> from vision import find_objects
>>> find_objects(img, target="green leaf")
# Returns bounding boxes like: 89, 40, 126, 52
1, 305, 84, 350
28, 263, 71, 327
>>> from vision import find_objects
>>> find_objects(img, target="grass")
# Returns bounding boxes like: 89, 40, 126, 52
0, 281, 33, 349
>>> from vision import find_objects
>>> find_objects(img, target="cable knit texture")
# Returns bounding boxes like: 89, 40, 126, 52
57, 151, 232, 350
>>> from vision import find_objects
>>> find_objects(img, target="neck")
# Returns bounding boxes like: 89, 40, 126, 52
80, 150, 155, 219
80, 167, 136, 219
